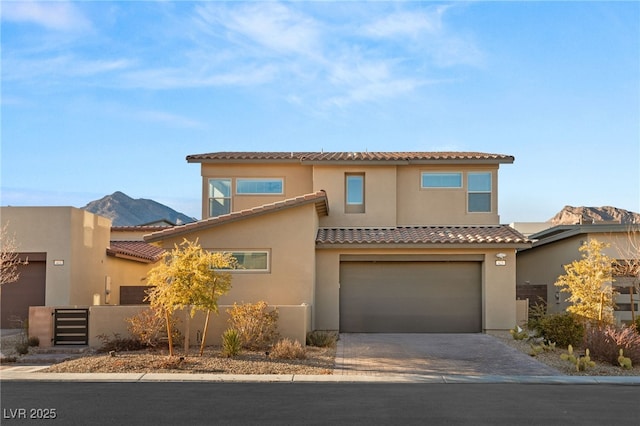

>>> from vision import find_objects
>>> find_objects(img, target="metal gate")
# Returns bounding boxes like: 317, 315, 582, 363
54, 308, 89, 345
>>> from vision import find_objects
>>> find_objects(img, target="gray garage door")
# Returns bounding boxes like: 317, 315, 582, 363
0, 254, 46, 328
339, 261, 482, 333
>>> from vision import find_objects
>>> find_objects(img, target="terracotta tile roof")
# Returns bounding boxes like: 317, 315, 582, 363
316, 226, 530, 246
187, 152, 514, 164
111, 225, 174, 232
107, 241, 166, 263
145, 190, 329, 243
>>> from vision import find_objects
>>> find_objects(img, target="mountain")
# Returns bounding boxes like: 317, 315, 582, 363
82, 191, 196, 226
549, 206, 640, 225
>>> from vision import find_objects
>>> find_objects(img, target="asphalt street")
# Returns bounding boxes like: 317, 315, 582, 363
2, 382, 639, 425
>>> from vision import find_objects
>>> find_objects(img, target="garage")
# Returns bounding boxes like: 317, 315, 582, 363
0, 253, 46, 328
339, 261, 482, 333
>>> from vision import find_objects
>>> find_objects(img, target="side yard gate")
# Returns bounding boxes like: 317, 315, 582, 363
53, 308, 89, 345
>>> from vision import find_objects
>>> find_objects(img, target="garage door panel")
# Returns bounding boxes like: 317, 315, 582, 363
340, 261, 481, 333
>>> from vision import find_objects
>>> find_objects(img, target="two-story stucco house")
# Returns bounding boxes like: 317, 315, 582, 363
144, 152, 530, 335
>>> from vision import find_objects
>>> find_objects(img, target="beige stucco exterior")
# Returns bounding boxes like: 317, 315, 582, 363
516, 224, 640, 322
0, 206, 159, 308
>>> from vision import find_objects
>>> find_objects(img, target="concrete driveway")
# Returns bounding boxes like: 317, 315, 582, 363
334, 333, 561, 377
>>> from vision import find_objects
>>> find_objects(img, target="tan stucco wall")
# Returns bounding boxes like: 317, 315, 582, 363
105, 256, 157, 305
152, 203, 318, 308
1, 207, 111, 306
517, 230, 639, 316
397, 165, 500, 225
313, 165, 397, 227
314, 247, 518, 331
200, 163, 313, 219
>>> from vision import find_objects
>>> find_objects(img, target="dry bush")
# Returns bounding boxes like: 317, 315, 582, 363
270, 338, 306, 360
227, 301, 279, 350
306, 330, 338, 348
585, 325, 640, 365
126, 308, 181, 348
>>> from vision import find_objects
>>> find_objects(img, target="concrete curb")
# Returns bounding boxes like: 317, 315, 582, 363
1, 371, 639, 384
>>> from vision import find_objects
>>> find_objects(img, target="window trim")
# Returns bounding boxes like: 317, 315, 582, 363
208, 178, 232, 217
421, 172, 463, 189
467, 172, 492, 213
345, 173, 365, 214
212, 250, 270, 273
236, 178, 284, 195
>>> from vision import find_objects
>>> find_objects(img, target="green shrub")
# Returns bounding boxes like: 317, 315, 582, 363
221, 328, 242, 358
634, 317, 640, 333
14, 342, 29, 355
306, 330, 338, 347
227, 301, 279, 350
537, 313, 585, 347
27, 336, 40, 347
526, 299, 548, 333
586, 325, 640, 365
271, 338, 306, 360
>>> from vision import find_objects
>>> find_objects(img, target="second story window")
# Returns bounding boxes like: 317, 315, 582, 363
236, 178, 283, 195
345, 173, 365, 214
467, 172, 491, 212
421, 172, 462, 188
209, 178, 231, 217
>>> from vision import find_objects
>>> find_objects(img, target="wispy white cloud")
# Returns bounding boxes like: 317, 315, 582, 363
1, 1, 91, 32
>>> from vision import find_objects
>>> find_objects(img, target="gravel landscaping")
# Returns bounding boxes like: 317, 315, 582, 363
2, 331, 638, 376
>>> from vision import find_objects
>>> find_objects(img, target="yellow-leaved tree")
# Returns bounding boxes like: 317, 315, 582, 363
554, 238, 616, 324
145, 239, 237, 356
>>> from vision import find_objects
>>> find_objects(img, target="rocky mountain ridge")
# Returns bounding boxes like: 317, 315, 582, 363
82, 191, 196, 226
549, 205, 640, 225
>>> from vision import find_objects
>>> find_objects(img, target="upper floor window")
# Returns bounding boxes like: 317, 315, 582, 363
236, 178, 283, 195
467, 172, 491, 212
209, 178, 231, 217
345, 173, 365, 214
421, 172, 462, 188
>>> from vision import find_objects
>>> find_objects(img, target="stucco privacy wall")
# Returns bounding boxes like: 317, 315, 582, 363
199, 163, 314, 219
29, 305, 310, 348
105, 256, 156, 305
1, 207, 110, 306
147, 202, 319, 308
314, 248, 518, 331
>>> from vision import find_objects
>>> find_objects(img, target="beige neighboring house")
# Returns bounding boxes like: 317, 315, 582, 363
0, 207, 165, 328
144, 152, 530, 334
516, 223, 640, 324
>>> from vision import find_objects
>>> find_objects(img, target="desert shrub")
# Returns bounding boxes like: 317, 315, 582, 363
537, 313, 585, 347
96, 333, 145, 353
634, 317, 640, 333
526, 299, 548, 333
27, 336, 40, 347
586, 325, 640, 365
227, 301, 279, 350
221, 328, 242, 358
270, 338, 306, 360
126, 308, 182, 348
14, 342, 29, 355
306, 330, 338, 347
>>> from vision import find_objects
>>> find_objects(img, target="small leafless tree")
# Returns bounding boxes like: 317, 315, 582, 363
0, 222, 26, 286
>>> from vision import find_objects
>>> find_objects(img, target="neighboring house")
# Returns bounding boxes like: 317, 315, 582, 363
144, 152, 530, 333
516, 223, 640, 324
0, 207, 164, 327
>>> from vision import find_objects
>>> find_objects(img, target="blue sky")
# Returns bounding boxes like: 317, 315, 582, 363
2, 1, 639, 223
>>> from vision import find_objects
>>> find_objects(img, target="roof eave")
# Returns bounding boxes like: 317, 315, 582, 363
316, 242, 531, 249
